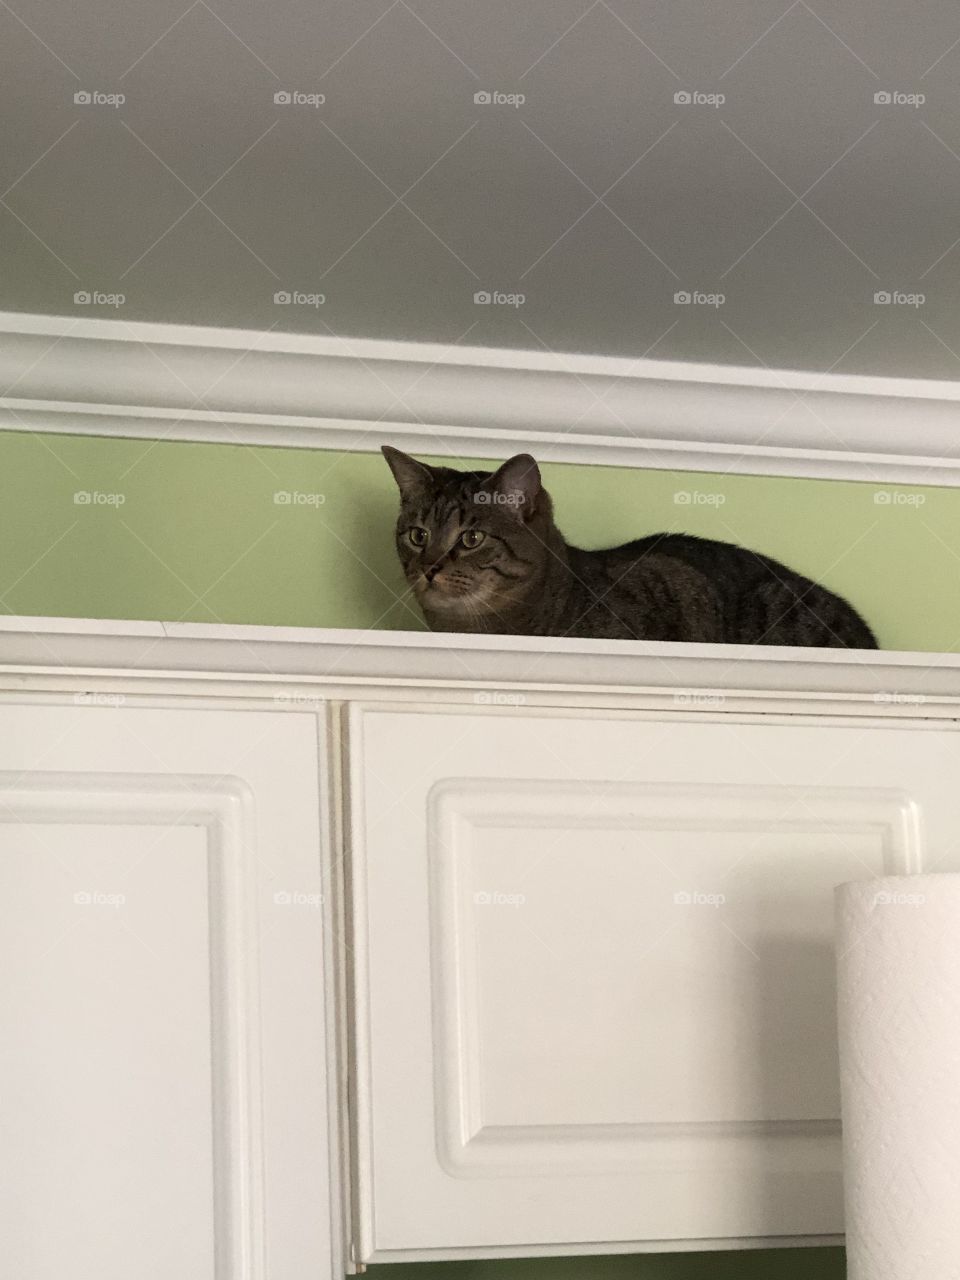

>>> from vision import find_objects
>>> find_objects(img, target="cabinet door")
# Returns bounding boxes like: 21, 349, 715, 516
0, 702, 338, 1280
349, 703, 960, 1259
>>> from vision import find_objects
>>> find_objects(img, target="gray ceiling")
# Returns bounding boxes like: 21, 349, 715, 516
4, 0, 960, 378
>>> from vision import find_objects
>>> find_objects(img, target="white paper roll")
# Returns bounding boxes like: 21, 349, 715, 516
836, 873, 960, 1279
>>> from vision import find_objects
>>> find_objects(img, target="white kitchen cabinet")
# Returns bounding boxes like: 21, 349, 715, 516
348, 703, 960, 1258
0, 701, 339, 1280
4, 618, 960, 1270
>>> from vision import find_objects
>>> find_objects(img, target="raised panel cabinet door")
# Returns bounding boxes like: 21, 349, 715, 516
349, 703, 960, 1258
0, 702, 337, 1280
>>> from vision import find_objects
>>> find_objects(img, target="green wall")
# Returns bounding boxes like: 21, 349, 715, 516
7, 425, 958, 1280
368, 1251, 844, 1280
1, 428, 958, 654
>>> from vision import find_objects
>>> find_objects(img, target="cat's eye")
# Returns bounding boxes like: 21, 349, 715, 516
460, 529, 485, 549
407, 527, 429, 548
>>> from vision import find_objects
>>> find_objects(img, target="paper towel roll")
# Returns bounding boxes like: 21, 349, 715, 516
836, 873, 960, 1280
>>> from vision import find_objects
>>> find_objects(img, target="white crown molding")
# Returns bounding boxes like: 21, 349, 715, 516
1, 310, 959, 483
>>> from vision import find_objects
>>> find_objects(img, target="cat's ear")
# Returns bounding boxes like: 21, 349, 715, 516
483, 453, 541, 519
381, 445, 436, 499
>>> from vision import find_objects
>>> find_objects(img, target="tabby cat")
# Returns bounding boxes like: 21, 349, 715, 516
382, 447, 877, 648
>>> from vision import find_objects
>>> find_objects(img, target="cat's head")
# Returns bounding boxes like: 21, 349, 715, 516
381, 446, 553, 624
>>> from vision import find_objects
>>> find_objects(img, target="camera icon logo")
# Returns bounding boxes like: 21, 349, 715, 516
874, 491, 892, 505
273, 491, 292, 505
474, 290, 492, 304
673, 491, 691, 505
474, 91, 492, 104
74, 290, 91, 305
673, 290, 691, 304
273, 290, 291, 304
74, 90, 92, 105
874, 91, 892, 104
273, 891, 292, 905
874, 290, 891, 304
674, 91, 692, 104
73, 491, 92, 504
274, 90, 291, 104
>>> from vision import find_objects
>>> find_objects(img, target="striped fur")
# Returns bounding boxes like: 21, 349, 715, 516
381, 447, 878, 648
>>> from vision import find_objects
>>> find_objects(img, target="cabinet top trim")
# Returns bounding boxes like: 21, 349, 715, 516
0, 614, 957, 702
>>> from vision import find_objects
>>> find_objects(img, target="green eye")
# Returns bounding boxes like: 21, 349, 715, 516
460, 529, 485, 549
407, 527, 429, 548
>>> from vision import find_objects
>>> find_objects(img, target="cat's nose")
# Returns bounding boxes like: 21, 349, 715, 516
424, 563, 442, 583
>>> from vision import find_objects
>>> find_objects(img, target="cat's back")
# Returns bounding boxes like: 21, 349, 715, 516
594, 531, 863, 609
578, 531, 876, 647
599, 531, 778, 581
